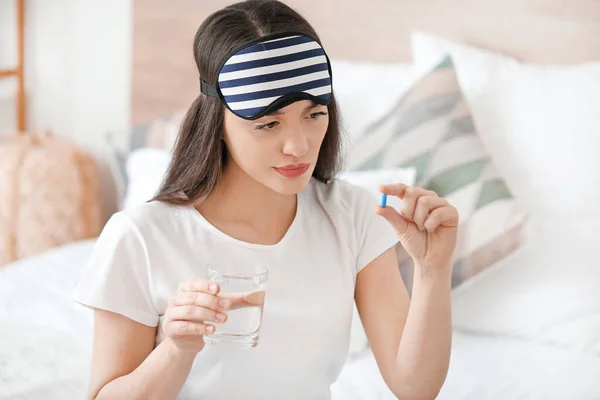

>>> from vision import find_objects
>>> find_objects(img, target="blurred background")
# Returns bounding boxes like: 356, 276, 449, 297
1, 0, 600, 399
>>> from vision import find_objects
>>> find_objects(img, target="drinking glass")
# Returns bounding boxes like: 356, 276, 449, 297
203, 263, 268, 348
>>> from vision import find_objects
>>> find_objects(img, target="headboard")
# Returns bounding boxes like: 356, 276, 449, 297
132, 0, 600, 124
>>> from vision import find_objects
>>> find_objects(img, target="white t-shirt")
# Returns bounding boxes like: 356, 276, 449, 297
73, 177, 399, 400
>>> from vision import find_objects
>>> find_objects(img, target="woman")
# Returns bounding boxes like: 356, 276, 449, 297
74, 1, 458, 399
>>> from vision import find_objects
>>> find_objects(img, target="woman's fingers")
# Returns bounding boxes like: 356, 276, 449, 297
166, 285, 265, 339
379, 184, 455, 233
172, 278, 234, 311
413, 196, 448, 231
376, 204, 410, 236
399, 186, 438, 221
219, 290, 266, 310
167, 304, 227, 324
379, 183, 409, 198
423, 206, 460, 233
168, 320, 215, 337
178, 279, 220, 295
380, 184, 438, 221
168, 291, 231, 311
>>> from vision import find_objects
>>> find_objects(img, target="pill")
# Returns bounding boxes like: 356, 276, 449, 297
380, 193, 387, 208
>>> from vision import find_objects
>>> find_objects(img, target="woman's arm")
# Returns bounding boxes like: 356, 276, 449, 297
89, 278, 232, 399
355, 247, 452, 400
89, 309, 196, 400
356, 183, 458, 399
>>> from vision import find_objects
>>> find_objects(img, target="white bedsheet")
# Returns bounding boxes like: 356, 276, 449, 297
0, 240, 96, 400
2, 239, 600, 399
332, 332, 600, 400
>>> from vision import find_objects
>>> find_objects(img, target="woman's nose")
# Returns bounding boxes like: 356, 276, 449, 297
281, 127, 309, 158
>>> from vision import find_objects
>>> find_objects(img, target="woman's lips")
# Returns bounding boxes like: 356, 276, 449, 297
273, 163, 310, 178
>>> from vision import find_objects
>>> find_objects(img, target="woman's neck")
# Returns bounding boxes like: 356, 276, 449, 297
195, 161, 298, 245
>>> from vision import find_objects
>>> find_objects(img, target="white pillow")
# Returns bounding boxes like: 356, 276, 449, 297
123, 147, 172, 210
410, 31, 600, 354
338, 167, 416, 355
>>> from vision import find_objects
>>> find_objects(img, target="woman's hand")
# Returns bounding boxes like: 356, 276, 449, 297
162, 279, 231, 354
162, 280, 265, 355
376, 184, 459, 270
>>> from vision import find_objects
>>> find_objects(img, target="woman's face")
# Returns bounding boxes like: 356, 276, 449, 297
223, 100, 329, 195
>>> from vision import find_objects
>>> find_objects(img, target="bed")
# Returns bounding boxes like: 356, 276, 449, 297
3, 0, 600, 399
2, 239, 600, 399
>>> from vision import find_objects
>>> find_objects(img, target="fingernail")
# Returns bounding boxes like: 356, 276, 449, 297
209, 283, 218, 293
206, 325, 214, 333
216, 313, 226, 321
219, 299, 230, 309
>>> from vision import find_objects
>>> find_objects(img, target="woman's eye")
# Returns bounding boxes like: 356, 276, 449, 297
309, 111, 328, 119
255, 121, 279, 130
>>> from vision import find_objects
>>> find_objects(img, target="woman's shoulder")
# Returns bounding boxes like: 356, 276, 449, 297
104, 201, 192, 238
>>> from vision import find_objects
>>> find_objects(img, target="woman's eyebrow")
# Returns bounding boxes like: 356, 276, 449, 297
305, 101, 321, 110
266, 101, 321, 116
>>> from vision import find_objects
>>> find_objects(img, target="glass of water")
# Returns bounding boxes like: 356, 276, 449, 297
204, 263, 268, 348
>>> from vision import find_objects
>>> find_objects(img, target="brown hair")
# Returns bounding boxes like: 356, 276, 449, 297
152, 0, 343, 206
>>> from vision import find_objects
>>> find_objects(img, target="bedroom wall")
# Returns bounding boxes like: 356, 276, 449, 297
0, 0, 133, 219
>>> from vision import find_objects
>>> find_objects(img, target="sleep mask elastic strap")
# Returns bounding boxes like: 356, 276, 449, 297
200, 79, 218, 98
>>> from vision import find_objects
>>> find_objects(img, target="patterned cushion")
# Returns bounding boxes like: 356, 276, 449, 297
347, 56, 528, 291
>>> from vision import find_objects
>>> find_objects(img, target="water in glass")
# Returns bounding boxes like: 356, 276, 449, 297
204, 264, 268, 348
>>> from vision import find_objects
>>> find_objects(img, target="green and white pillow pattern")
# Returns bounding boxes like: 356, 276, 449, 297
347, 56, 528, 290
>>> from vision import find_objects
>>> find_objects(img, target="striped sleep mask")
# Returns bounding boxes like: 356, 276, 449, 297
200, 32, 333, 120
